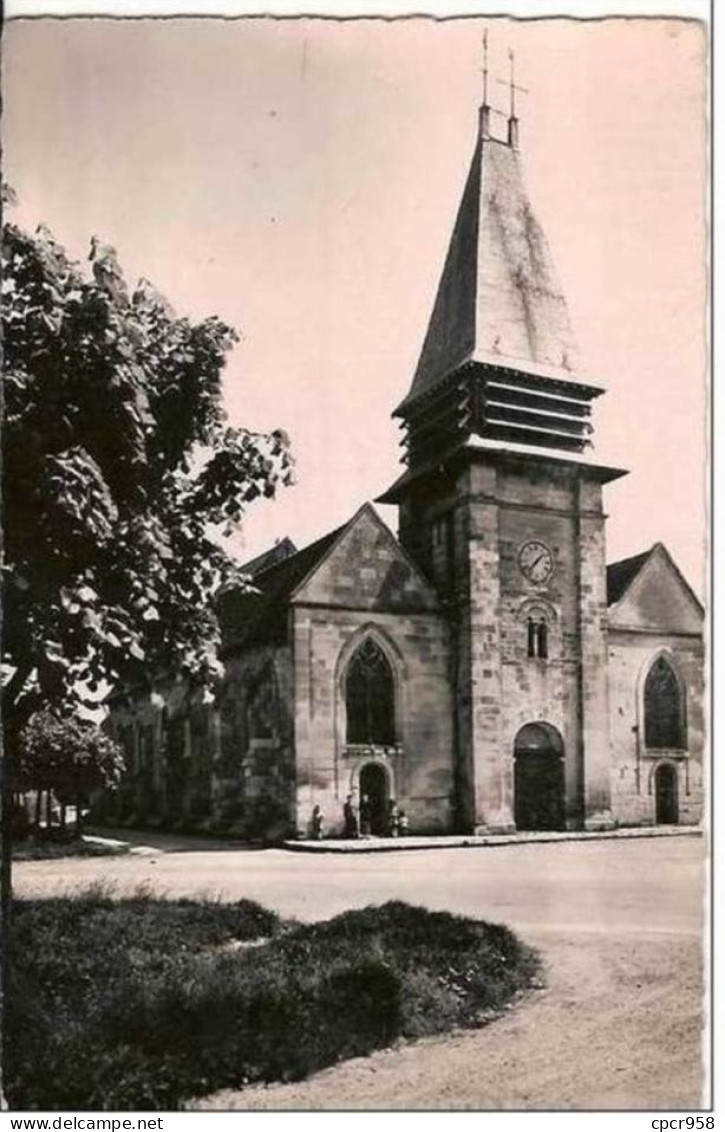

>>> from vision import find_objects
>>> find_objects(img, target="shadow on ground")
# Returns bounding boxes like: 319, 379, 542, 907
87, 826, 268, 854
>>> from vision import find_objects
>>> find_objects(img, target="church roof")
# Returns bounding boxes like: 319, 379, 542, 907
219, 504, 440, 650
240, 537, 298, 577
606, 548, 653, 606
397, 115, 584, 414
606, 543, 703, 613
252, 525, 346, 605
219, 524, 346, 648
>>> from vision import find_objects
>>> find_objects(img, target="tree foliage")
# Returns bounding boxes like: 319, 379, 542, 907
1, 214, 293, 728
16, 708, 125, 801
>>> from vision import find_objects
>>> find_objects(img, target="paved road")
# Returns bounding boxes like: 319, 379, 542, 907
14, 832, 708, 1110
15, 830, 705, 937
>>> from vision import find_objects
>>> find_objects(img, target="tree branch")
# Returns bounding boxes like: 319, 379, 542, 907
2, 662, 34, 719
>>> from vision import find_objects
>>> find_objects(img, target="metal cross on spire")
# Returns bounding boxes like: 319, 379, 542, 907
497, 48, 528, 118
481, 29, 489, 106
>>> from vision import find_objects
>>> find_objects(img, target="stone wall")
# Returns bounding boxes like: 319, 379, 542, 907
452, 462, 507, 832
108, 678, 212, 827
216, 643, 295, 838
607, 629, 705, 827
495, 460, 576, 829
493, 460, 611, 830
108, 642, 295, 837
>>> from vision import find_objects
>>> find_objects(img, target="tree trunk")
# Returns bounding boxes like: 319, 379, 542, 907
1, 463, 36, 1113
0, 664, 33, 1107
2, 660, 35, 912
34, 790, 42, 830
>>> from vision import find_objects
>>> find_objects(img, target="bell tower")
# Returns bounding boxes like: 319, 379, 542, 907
379, 53, 627, 833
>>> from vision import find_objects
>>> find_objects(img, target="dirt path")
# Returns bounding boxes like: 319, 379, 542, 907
195, 929, 704, 1111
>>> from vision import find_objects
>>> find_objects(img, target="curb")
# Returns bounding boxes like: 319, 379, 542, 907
281, 825, 704, 854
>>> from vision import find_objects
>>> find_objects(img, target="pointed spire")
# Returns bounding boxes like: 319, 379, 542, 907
396, 75, 584, 414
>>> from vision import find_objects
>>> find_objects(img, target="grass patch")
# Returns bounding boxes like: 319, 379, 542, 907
12, 835, 130, 861
6, 890, 540, 1111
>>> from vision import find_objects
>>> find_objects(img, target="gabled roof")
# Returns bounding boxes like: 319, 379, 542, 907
606, 542, 704, 617
291, 502, 440, 611
606, 548, 653, 606
253, 525, 346, 606
241, 536, 297, 578
219, 523, 346, 649
219, 504, 440, 651
398, 119, 584, 414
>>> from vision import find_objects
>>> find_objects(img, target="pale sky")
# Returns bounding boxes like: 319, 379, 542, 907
2, 16, 708, 595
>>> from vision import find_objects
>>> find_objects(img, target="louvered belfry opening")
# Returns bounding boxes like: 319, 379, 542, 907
396, 362, 602, 469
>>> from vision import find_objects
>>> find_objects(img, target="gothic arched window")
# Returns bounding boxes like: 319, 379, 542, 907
345, 637, 396, 746
644, 656, 686, 750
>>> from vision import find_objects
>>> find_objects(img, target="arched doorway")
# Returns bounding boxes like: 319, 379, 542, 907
655, 764, 678, 825
359, 763, 389, 836
514, 723, 565, 831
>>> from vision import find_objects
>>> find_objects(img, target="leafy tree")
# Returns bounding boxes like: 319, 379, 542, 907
1, 209, 293, 741
16, 708, 126, 835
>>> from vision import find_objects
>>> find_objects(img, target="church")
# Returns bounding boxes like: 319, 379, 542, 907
108, 81, 705, 840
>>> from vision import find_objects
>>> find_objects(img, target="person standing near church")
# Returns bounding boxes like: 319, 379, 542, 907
342, 794, 358, 839
359, 793, 372, 837
311, 804, 324, 840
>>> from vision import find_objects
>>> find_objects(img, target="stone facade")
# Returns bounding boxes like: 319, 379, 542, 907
396, 453, 639, 835
292, 607, 454, 837
287, 505, 454, 836
108, 506, 457, 839
107, 506, 704, 839
108, 642, 295, 838
606, 545, 705, 828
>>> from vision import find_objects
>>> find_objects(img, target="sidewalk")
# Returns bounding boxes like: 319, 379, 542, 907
282, 824, 703, 853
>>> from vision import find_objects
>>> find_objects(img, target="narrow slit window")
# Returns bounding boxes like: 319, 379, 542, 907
527, 618, 537, 658
527, 616, 549, 659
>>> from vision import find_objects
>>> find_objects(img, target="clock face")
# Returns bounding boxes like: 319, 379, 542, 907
518, 540, 554, 584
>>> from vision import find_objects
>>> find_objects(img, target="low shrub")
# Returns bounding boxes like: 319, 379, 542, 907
6, 893, 539, 1111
